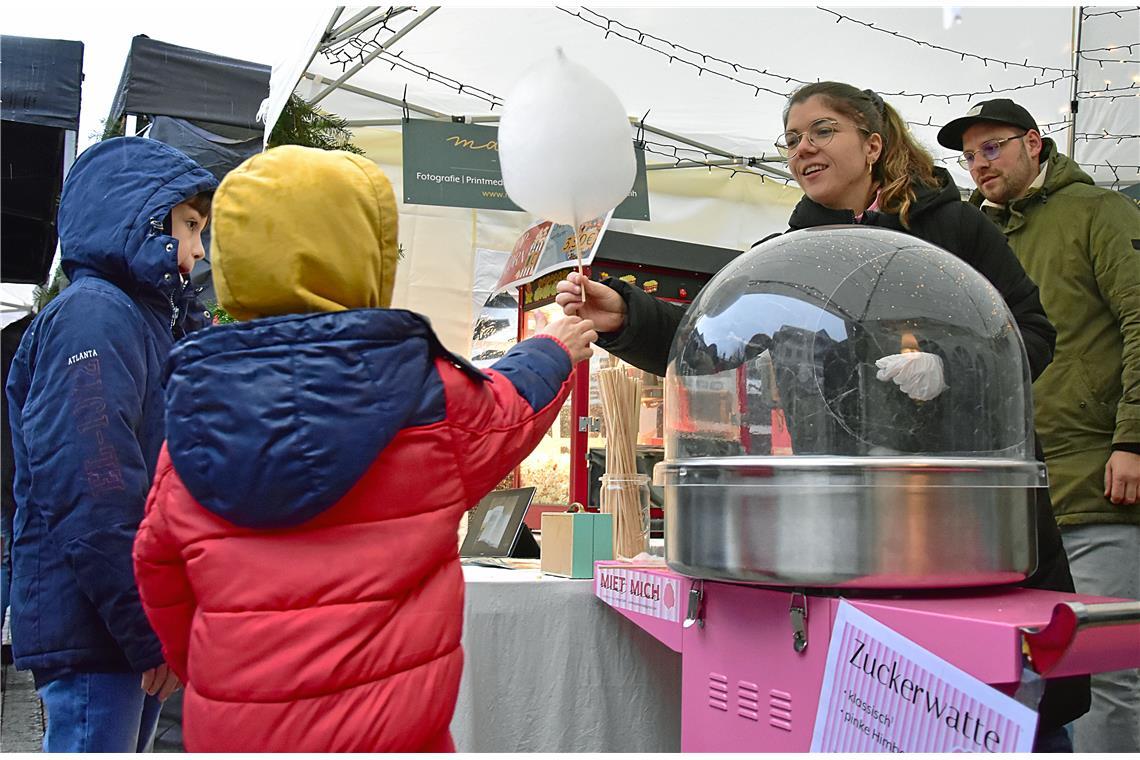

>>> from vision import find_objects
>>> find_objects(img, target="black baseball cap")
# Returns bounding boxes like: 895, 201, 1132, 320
937, 99, 1039, 150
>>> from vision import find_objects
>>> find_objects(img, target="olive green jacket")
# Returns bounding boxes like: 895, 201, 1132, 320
973, 139, 1140, 526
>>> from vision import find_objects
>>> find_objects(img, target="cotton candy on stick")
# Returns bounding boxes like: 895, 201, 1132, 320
498, 48, 636, 300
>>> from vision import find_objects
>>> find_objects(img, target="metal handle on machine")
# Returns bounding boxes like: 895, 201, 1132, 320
1020, 600, 1140, 676
1062, 601, 1140, 628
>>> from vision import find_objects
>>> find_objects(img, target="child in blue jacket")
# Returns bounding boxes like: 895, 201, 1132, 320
4, 137, 217, 752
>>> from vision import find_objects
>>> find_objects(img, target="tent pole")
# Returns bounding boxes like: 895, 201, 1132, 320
347, 104, 793, 181
646, 159, 741, 170
632, 120, 733, 160
327, 6, 381, 40
346, 118, 412, 127
1068, 6, 1082, 157
306, 74, 448, 119
308, 6, 440, 107
325, 7, 416, 46
631, 121, 792, 180
324, 7, 346, 37
645, 160, 790, 176
286, 7, 348, 109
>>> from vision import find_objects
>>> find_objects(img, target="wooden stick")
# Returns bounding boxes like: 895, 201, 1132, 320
598, 366, 647, 557
572, 220, 586, 305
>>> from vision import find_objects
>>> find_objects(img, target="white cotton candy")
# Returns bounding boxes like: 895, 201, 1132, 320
498, 48, 636, 225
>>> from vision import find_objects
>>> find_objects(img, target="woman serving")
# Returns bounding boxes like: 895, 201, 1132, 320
554, 80, 1086, 753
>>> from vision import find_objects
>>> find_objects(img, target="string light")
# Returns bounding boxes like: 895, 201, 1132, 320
1081, 55, 1140, 66
907, 117, 1071, 133
557, 7, 795, 99
1082, 162, 1140, 171
1040, 121, 1074, 137
1078, 42, 1140, 66
641, 140, 792, 184
379, 51, 503, 109
563, 7, 1080, 103
905, 116, 946, 130
571, 7, 811, 87
935, 151, 1138, 185
1082, 43, 1138, 54
818, 8, 1075, 76
322, 24, 505, 109
878, 76, 1072, 103
1074, 131, 1140, 144
317, 7, 1136, 187
568, 1, 1135, 165
1076, 82, 1140, 100
321, 13, 399, 62
1081, 7, 1140, 20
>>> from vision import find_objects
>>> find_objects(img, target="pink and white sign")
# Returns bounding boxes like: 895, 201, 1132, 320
595, 566, 681, 623
810, 601, 1037, 753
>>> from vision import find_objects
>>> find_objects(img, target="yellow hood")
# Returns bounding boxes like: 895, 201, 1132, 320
211, 145, 398, 320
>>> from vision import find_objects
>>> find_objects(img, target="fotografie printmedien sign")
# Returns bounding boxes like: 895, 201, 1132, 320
402, 119, 650, 220
810, 601, 1038, 753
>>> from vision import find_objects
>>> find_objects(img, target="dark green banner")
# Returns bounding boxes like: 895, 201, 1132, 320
401, 119, 650, 221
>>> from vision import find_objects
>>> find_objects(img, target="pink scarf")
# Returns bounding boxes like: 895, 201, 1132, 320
853, 188, 883, 222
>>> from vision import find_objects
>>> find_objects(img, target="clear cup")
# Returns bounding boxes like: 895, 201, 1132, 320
599, 473, 651, 559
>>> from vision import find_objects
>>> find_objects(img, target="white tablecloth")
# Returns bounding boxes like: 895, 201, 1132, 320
451, 565, 682, 752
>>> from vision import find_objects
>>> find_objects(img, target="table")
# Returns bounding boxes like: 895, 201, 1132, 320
451, 565, 681, 752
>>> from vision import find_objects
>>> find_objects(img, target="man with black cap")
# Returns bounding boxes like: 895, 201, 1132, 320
939, 99, 1140, 753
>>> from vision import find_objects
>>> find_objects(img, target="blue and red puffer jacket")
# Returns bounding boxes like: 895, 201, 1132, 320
133, 308, 573, 752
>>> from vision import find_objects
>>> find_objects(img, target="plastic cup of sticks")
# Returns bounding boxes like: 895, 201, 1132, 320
599, 473, 651, 559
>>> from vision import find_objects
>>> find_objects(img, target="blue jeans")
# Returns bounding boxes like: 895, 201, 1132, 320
36, 671, 163, 752
1, 511, 11, 631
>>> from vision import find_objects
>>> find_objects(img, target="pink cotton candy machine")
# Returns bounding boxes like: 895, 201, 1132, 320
595, 228, 1140, 753
594, 562, 1140, 752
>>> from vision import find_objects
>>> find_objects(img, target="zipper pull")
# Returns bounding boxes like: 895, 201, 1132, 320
169, 292, 180, 332
149, 218, 163, 237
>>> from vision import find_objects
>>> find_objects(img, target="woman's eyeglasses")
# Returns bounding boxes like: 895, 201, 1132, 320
776, 118, 870, 158
957, 134, 1027, 170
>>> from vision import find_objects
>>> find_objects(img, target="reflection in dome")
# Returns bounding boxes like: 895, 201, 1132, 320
666, 226, 1030, 461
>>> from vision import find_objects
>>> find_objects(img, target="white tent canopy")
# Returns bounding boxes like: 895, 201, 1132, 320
264, 5, 1139, 353
1, 283, 37, 329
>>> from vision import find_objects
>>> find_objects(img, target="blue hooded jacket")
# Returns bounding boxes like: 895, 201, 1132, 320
5, 137, 217, 679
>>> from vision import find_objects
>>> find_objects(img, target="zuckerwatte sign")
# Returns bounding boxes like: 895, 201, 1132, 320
401, 119, 650, 220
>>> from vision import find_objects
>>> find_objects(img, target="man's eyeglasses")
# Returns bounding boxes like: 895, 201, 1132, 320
776, 118, 870, 158
958, 134, 1027, 170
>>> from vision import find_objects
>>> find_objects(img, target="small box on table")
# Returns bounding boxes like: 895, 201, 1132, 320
540, 512, 613, 578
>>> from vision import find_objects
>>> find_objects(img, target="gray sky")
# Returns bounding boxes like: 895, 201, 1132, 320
1, 2, 326, 318
3, 1, 325, 149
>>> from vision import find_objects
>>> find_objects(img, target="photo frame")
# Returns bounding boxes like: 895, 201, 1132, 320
460, 487, 540, 559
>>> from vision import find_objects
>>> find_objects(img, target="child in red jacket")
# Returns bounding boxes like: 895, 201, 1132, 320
132, 145, 595, 752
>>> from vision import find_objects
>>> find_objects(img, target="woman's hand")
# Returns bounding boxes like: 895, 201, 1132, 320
536, 313, 598, 364
554, 271, 627, 333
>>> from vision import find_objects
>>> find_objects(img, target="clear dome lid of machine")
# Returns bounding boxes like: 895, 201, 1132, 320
664, 226, 1034, 462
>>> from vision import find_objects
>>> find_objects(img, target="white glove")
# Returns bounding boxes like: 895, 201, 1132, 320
875, 352, 948, 402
